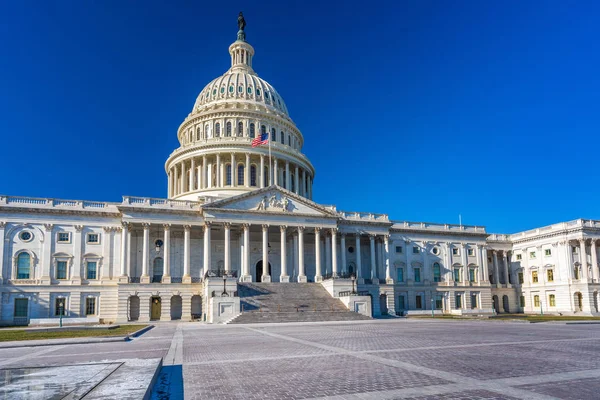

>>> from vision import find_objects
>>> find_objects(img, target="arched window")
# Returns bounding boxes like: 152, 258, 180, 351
247, 87, 252, 94
196, 127, 201, 140
226, 164, 232, 186
153, 257, 163, 279
17, 252, 31, 279
205, 124, 209, 139
271, 128, 276, 141
226, 122, 232, 137
256, 88, 261, 96
250, 123, 255, 138
280, 131, 284, 144
229, 85, 234, 93
238, 122, 243, 137
215, 123, 220, 137
288, 135, 291, 146
433, 263, 441, 282
237, 164, 244, 185
250, 165, 257, 186
261, 125, 266, 136
238, 86, 243, 93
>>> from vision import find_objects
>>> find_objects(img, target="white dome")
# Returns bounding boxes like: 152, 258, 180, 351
192, 40, 290, 118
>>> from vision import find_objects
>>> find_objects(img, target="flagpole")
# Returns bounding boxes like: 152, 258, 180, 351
268, 133, 272, 186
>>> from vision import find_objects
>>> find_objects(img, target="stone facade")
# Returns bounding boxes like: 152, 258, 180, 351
1, 23, 598, 326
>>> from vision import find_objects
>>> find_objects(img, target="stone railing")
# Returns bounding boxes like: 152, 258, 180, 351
339, 211, 389, 222
121, 196, 202, 210
510, 218, 600, 240
0, 196, 116, 212
8, 279, 40, 285
392, 220, 486, 234
487, 233, 512, 242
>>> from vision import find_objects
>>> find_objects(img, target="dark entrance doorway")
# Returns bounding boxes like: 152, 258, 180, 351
256, 261, 272, 282
151, 296, 161, 320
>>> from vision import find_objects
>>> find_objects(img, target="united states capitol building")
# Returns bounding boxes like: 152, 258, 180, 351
1, 17, 599, 325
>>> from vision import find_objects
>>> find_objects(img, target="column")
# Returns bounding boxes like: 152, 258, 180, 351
356, 234, 362, 282
315, 228, 322, 282
384, 235, 392, 283
293, 233, 299, 278
340, 233, 347, 275
245, 153, 250, 187
273, 158, 278, 185
422, 241, 429, 282
301, 170, 306, 197
580, 239, 589, 280
183, 225, 191, 283
119, 223, 129, 282
41, 224, 53, 284
216, 154, 221, 188
370, 235, 377, 281
298, 226, 306, 282
141, 223, 150, 283
203, 223, 211, 276
224, 223, 231, 273
243, 224, 250, 281
180, 163, 185, 193
461, 243, 468, 284
196, 164, 201, 191
492, 250, 500, 286
325, 233, 331, 275
503, 251, 510, 286
280, 226, 288, 282
168, 170, 172, 197
295, 166, 299, 194
592, 240, 598, 283
285, 161, 290, 190
474, 244, 482, 283
162, 224, 171, 283
522, 247, 530, 286
231, 154, 236, 187
481, 247, 489, 283
331, 228, 338, 277
444, 243, 452, 284
0, 222, 4, 284
189, 157, 195, 191
260, 154, 265, 188
262, 225, 271, 282
202, 155, 207, 189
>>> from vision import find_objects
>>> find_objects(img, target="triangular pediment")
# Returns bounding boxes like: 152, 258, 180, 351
202, 186, 338, 217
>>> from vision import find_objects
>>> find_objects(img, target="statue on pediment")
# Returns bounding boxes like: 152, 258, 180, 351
256, 193, 292, 212
257, 195, 268, 210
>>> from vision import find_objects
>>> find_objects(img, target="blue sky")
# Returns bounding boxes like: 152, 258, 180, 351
1, 1, 599, 234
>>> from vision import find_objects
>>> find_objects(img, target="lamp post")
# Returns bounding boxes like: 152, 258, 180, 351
351, 274, 356, 295
222, 275, 228, 296
59, 302, 64, 328
431, 296, 434, 318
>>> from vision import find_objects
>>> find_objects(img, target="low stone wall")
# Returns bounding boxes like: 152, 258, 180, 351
208, 296, 240, 324
338, 296, 372, 317
29, 317, 100, 326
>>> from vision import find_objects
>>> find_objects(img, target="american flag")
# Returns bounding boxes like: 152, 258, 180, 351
251, 132, 269, 147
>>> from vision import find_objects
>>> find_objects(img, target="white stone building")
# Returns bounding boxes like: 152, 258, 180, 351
1, 21, 598, 325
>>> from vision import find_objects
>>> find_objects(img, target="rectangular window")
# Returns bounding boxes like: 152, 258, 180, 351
519, 295, 525, 307
415, 295, 423, 309
574, 267, 580, 279
55, 298, 66, 316
533, 295, 540, 308
469, 269, 476, 282
455, 293, 462, 309
532, 271, 538, 283
87, 233, 100, 244
87, 262, 97, 280
414, 268, 421, 283
433, 264, 441, 282
529, 251, 536, 259
85, 297, 96, 315
412, 246, 419, 254
435, 295, 443, 310
56, 261, 68, 280
518, 272, 524, 284
470, 293, 478, 309
549, 294, 556, 307
57, 232, 70, 243
398, 295, 405, 310
572, 246, 578, 254
17, 255, 30, 279
516, 254, 522, 261
547, 269, 554, 282
395, 246, 403, 254
545, 249, 551, 256
396, 267, 404, 283
468, 248, 474, 256
14, 298, 28, 318
453, 268, 461, 282
452, 248, 459, 256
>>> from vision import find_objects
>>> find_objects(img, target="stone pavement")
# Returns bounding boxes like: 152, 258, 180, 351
1, 320, 600, 399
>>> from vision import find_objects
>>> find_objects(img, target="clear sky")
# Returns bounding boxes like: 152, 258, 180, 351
1, 1, 599, 234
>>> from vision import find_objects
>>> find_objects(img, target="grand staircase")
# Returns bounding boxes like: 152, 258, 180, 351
228, 282, 372, 324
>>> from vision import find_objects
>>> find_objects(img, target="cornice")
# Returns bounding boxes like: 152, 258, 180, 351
511, 227, 600, 245
390, 227, 488, 238
0, 206, 121, 219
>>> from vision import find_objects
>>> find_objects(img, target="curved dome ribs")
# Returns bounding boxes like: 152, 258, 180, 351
165, 31, 314, 202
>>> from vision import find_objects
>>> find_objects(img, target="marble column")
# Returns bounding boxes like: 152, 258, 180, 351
216, 154, 221, 188
384, 235, 392, 283
285, 161, 290, 190
183, 225, 191, 283
591, 240, 598, 283
273, 159, 278, 185
331, 229, 338, 277
262, 225, 271, 282
298, 226, 306, 282
356, 234, 362, 282
141, 223, 150, 283
280, 226, 289, 282
580, 239, 589, 281
202, 155, 207, 189
245, 153, 250, 187
503, 251, 510, 286
492, 251, 500, 286
179, 163, 185, 193
224, 223, 231, 273
315, 228, 322, 282
242, 224, 250, 281
340, 234, 347, 275
325, 233, 331, 276
162, 224, 171, 283
370, 235, 377, 281
203, 223, 211, 277
481, 246, 489, 282
461, 243, 468, 284
231, 154, 236, 187
189, 158, 195, 191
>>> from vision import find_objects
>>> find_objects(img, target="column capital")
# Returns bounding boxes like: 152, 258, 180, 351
330, 227, 338, 235
383, 234, 389, 242
121, 221, 130, 230
0, 221, 5, 229
369, 234, 376, 239
262, 224, 269, 231
75, 225, 84, 232
163, 223, 171, 231
314, 227, 321, 234
223, 222, 231, 229
298, 226, 305, 233
492, 250, 497, 255
579, 238, 587, 244
242, 223, 250, 229
339, 231, 345, 238
183, 224, 191, 232
141, 223, 150, 230
44, 223, 54, 232
103, 226, 112, 233
280, 225, 287, 233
